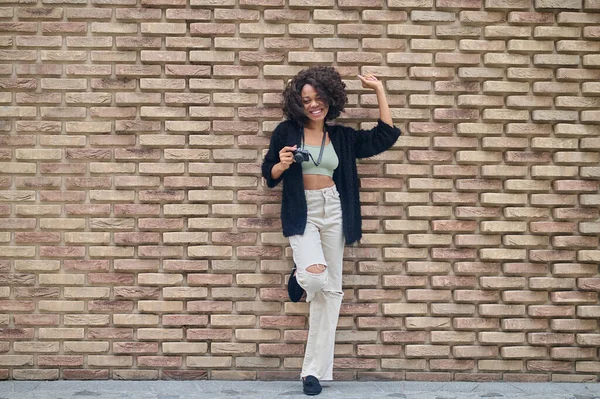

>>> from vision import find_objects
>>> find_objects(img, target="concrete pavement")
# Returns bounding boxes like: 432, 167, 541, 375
0, 380, 599, 399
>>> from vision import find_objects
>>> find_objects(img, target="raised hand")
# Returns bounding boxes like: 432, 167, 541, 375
358, 73, 392, 126
358, 73, 384, 91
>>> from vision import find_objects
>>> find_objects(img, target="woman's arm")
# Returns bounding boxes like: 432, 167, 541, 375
261, 122, 296, 187
350, 74, 401, 159
269, 161, 286, 181
358, 74, 393, 126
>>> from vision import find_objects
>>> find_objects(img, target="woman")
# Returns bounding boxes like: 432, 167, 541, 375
261, 66, 401, 395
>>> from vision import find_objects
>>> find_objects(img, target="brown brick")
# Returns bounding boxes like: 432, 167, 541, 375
528, 360, 573, 373
453, 318, 501, 331
63, 369, 109, 380
453, 346, 498, 358
551, 347, 596, 360
529, 333, 574, 345
529, 305, 575, 318
381, 331, 427, 344
502, 346, 547, 359
551, 291, 598, 304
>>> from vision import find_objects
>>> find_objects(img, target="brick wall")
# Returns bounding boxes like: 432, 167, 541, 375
1, 0, 600, 382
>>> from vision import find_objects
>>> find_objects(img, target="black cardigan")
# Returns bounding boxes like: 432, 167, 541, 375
261, 119, 401, 246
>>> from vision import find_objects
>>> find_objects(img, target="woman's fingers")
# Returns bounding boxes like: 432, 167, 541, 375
358, 74, 377, 80
358, 74, 379, 88
279, 145, 296, 165
358, 75, 368, 88
280, 145, 296, 153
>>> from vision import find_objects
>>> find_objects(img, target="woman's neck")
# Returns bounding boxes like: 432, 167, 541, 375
304, 120, 325, 132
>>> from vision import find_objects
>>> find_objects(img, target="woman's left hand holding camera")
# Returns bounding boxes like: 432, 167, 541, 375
271, 145, 297, 180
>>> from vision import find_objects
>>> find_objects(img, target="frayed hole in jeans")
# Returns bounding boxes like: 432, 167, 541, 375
306, 264, 326, 274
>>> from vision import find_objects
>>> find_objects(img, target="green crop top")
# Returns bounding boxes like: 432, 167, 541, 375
301, 142, 339, 178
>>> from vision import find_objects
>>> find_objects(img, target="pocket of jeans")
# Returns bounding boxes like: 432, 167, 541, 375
326, 195, 342, 216
327, 189, 340, 200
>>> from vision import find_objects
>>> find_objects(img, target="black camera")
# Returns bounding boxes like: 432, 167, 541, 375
292, 148, 310, 163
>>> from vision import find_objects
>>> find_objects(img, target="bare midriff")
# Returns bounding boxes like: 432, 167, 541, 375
302, 127, 335, 190
303, 174, 334, 190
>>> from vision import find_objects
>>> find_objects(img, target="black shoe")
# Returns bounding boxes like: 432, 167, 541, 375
303, 375, 322, 396
287, 265, 305, 303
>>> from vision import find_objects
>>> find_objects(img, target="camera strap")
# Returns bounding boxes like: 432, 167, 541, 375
301, 126, 327, 167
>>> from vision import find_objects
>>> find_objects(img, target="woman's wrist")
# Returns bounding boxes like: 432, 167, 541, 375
373, 84, 386, 95
274, 162, 289, 175
271, 162, 285, 180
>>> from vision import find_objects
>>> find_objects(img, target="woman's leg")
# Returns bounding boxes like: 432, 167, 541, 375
304, 187, 345, 380
289, 187, 345, 381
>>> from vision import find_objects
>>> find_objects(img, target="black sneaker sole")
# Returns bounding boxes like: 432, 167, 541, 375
303, 384, 322, 395
303, 390, 321, 396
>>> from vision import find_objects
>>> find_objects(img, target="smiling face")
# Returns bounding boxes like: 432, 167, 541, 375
301, 84, 329, 125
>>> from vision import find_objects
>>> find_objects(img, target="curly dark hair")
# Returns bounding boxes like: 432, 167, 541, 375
281, 66, 348, 124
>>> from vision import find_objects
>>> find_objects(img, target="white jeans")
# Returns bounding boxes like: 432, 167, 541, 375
289, 185, 345, 381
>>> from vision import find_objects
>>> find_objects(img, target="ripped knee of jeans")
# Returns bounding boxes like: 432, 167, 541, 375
306, 264, 326, 274
296, 264, 328, 292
